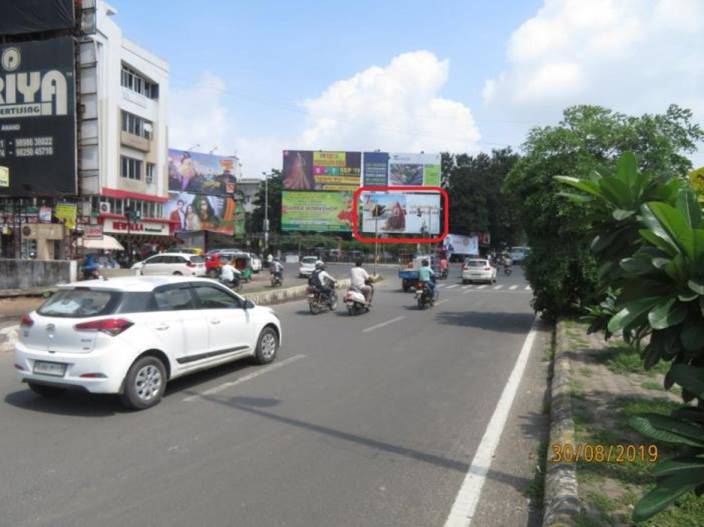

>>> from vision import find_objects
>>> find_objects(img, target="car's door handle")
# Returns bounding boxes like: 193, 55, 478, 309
155, 324, 169, 330
210, 319, 222, 325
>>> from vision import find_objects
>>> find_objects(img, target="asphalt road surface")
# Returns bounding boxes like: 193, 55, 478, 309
0, 265, 548, 527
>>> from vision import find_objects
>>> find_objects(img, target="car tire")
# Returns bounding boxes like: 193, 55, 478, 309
173, 271, 182, 276
254, 327, 279, 365
462, 279, 468, 284
120, 356, 167, 410
28, 382, 66, 398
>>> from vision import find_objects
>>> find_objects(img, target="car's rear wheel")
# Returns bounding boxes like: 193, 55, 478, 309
121, 356, 167, 410
173, 271, 182, 276
254, 327, 279, 364
28, 382, 66, 398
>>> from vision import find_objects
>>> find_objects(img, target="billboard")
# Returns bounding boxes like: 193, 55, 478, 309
362, 152, 390, 186
0, 37, 77, 196
443, 234, 479, 256
361, 191, 441, 234
165, 192, 236, 235
282, 150, 361, 191
168, 149, 238, 196
281, 191, 353, 232
388, 153, 441, 187
0, 0, 75, 35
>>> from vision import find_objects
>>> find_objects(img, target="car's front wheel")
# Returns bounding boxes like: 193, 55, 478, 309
121, 356, 167, 410
28, 382, 66, 398
254, 327, 279, 364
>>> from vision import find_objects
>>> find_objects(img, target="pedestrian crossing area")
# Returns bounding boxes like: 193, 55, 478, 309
435, 282, 532, 293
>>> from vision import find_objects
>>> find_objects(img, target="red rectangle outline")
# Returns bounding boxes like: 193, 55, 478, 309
352, 186, 449, 244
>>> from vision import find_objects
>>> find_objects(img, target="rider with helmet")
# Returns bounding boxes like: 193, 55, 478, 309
418, 259, 437, 299
309, 261, 337, 303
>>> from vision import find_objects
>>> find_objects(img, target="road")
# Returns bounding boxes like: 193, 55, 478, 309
0, 265, 549, 527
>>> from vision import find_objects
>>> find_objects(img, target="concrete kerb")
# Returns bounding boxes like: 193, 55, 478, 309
542, 320, 581, 526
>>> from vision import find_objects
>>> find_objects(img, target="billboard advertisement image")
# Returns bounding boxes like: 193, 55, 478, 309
388, 153, 441, 187
165, 192, 236, 235
0, 37, 77, 196
282, 150, 361, 191
443, 234, 479, 256
168, 149, 238, 196
361, 191, 441, 234
281, 191, 353, 232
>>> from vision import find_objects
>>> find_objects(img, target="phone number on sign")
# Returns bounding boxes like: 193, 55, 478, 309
549, 443, 659, 464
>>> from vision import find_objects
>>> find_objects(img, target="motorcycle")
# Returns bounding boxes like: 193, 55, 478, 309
344, 283, 373, 315
306, 286, 338, 314
439, 268, 449, 280
220, 275, 242, 292
415, 282, 435, 309
270, 273, 283, 287
503, 264, 512, 276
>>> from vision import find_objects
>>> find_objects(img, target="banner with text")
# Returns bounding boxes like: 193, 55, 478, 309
282, 191, 353, 232
168, 149, 239, 196
282, 150, 361, 191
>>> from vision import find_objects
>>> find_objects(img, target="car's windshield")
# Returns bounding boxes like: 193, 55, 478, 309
466, 260, 487, 267
302, 257, 317, 264
38, 288, 121, 318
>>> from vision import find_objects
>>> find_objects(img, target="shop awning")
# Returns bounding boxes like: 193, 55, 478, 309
77, 235, 124, 251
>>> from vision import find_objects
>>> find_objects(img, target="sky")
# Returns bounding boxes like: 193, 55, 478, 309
111, 0, 704, 178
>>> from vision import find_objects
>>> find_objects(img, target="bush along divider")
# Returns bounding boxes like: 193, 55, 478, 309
557, 151, 704, 522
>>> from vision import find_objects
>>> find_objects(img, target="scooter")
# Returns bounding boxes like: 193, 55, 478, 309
344, 283, 373, 315
270, 273, 283, 287
415, 282, 435, 309
306, 286, 338, 314
439, 268, 449, 280
503, 264, 512, 276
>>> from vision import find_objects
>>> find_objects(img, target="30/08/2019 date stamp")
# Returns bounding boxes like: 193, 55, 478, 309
549, 443, 659, 464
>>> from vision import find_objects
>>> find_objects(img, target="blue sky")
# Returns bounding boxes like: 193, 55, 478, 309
111, 0, 703, 176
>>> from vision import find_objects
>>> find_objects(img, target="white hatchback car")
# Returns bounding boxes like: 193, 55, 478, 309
132, 253, 206, 277
14, 276, 282, 410
462, 259, 497, 284
299, 256, 319, 278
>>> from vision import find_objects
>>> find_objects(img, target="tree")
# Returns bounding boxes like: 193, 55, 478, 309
505, 104, 703, 319
443, 149, 522, 248
250, 169, 283, 235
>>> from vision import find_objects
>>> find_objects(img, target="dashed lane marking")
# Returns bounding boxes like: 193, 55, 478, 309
446, 284, 459, 289
509, 285, 518, 290
493, 285, 503, 290
362, 316, 406, 333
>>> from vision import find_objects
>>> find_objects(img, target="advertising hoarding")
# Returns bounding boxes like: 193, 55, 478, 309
0, 0, 75, 35
281, 191, 353, 232
362, 152, 389, 186
165, 192, 236, 235
0, 37, 77, 196
388, 153, 441, 187
168, 149, 238, 196
282, 150, 361, 191
361, 191, 441, 234
443, 234, 479, 256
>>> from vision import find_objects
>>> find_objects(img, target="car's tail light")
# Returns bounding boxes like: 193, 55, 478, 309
186, 261, 196, 268
75, 318, 133, 336
20, 314, 33, 327
14, 363, 25, 371
485, 266, 491, 271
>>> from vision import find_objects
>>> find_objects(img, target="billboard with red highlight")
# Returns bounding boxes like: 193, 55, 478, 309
352, 186, 448, 244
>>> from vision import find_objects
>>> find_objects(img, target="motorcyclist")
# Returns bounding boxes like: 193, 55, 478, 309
309, 261, 336, 303
350, 260, 373, 304
439, 255, 449, 278
418, 258, 437, 299
220, 257, 241, 288
270, 257, 284, 282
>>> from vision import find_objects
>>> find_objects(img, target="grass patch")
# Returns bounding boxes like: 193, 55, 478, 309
593, 342, 670, 377
587, 490, 619, 512
639, 491, 704, 526
579, 367, 593, 377
641, 380, 663, 391
524, 440, 547, 508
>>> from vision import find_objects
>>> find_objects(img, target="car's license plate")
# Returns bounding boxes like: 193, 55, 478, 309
33, 361, 67, 377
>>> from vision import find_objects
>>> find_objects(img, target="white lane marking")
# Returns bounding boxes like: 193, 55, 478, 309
443, 316, 540, 527
525, 285, 532, 291
477, 285, 487, 290
435, 299, 449, 305
493, 285, 503, 290
509, 285, 518, 290
462, 285, 471, 290
362, 316, 405, 333
183, 354, 306, 402
462, 289, 473, 295
446, 284, 459, 289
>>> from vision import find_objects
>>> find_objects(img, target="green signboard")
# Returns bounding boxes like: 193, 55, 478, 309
281, 191, 353, 232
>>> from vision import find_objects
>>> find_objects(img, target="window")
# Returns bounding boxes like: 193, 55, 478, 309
121, 65, 159, 100
121, 111, 152, 140
121, 156, 142, 180
38, 289, 121, 318
146, 163, 155, 184
153, 286, 194, 311
192, 285, 240, 309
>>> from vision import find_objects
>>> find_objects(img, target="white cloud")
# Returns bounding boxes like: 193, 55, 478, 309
483, 0, 704, 126
297, 50, 480, 154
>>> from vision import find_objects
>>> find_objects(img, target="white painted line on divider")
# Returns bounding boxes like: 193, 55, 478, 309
443, 316, 540, 527
362, 316, 405, 333
183, 354, 306, 402
509, 285, 518, 290
525, 285, 532, 291
477, 285, 487, 290
462, 289, 473, 295
462, 285, 471, 290
446, 284, 459, 289
493, 285, 503, 290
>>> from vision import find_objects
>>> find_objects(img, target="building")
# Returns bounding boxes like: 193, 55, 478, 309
77, 1, 171, 257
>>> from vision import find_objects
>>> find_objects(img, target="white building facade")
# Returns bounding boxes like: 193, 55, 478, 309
78, 1, 171, 248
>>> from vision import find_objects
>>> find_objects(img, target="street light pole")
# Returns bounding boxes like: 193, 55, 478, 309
262, 171, 270, 255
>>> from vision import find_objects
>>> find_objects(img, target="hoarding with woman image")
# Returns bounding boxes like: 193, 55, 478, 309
165, 192, 236, 234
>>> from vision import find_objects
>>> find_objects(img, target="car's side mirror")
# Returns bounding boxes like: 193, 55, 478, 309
243, 299, 255, 310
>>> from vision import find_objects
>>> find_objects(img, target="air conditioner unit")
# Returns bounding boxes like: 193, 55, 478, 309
99, 201, 111, 214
